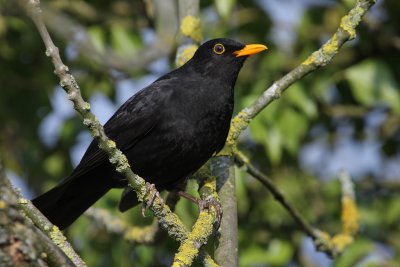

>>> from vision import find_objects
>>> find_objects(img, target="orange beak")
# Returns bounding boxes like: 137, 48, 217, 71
234, 44, 268, 57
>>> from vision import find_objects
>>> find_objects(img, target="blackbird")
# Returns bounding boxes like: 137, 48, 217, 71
32, 38, 267, 229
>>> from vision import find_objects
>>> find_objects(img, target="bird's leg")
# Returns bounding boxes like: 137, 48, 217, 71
142, 182, 162, 217
178, 191, 222, 226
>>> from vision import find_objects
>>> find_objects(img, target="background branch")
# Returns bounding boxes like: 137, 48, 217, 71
227, 0, 377, 144
39, 0, 177, 72
23, 0, 217, 265
212, 156, 238, 267
234, 150, 360, 257
0, 163, 76, 267
16, 190, 86, 266
85, 207, 159, 244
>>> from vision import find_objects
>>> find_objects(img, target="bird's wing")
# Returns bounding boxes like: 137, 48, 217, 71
68, 78, 174, 180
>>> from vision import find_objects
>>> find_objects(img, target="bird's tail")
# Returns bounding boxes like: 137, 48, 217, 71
32, 171, 112, 229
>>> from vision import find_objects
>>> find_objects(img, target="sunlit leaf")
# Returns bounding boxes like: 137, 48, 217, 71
276, 107, 308, 155
43, 153, 65, 177
285, 83, 317, 118
240, 239, 293, 266
214, 0, 237, 20
110, 25, 141, 55
345, 59, 400, 114
334, 239, 374, 267
88, 26, 106, 53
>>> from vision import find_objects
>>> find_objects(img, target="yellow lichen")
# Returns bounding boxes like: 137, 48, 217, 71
317, 230, 331, 241
341, 196, 359, 235
216, 144, 234, 157
107, 140, 117, 149
180, 16, 202, 42
176, 44, 198, 67
340, 15, 357, 39
172, 211, 214, 266
124, 224, 157, 243
82, 102, 91, 111
18, 198, 28, 204
302, 53, 318, 66
322, 34, 339, 55
202, 179, 216, 192
331, 233, 354, 252
226, 110, 251, 144
218, 111, 251, 156
50, 225, 66, 246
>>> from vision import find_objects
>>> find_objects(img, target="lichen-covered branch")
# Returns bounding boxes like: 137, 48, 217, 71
234, 151, 318, 238
212, 156, 238, 267
16, 191, 86, 266
175, 0, 201, 67
235, 151, 360, 258
172, 173, 220, 267
227, 0, 377, 145
318, 171, 359, 257
172, 209, 217, 267
0, 163, 75, 267
85, 207, 159, 244
24, 0, 182, 240
39, 1, 176, 72
23, 0, 217, 265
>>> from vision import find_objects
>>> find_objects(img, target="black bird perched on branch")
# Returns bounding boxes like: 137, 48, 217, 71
32, 38, 267, 229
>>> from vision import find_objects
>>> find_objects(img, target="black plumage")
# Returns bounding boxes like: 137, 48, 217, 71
32, 38, 267, 229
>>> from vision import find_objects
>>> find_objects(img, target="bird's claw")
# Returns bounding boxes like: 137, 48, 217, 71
198, 198, 223, 228
141, 183, 162, 217
178, 191, 222, 228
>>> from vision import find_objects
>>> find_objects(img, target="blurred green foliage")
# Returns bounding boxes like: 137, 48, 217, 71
1, 0, 400, 266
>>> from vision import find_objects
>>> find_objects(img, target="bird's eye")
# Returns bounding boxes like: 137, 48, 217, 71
213, 43, 225, 55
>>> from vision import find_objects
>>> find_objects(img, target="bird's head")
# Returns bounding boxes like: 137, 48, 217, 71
187, 38, 267, 81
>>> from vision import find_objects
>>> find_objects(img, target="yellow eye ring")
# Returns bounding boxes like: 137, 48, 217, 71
213, 43, 225, 55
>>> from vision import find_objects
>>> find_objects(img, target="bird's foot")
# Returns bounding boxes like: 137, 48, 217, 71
178, 191, 222, 227
141, 183, 162, 217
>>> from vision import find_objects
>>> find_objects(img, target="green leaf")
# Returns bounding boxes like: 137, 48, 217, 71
249, 107, 283, 164
110, 25, 141, 55
285, 83, 317, 118
265, 127, 283, 164
334, 239, 374, 267
214, 0, 237, 20
385, 197, 400, 225
43, 153, 64, 177
240, 240, 293, 266
88, 26, 106, 53
276, 107, 308, 155
344, 59, 400, 114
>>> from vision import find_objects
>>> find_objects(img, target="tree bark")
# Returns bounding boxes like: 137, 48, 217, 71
0, 164, 74, 267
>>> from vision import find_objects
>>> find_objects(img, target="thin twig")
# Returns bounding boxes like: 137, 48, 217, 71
234, 151, 362, 258
172, 171, 221, 267
0, 163, 77, 267
16, 190, 87, 266
85, 207, 159, 244
40, 1, 176, 72
22, 0, 217, 265
233, 151, 319, 239
227, 0, 377, 144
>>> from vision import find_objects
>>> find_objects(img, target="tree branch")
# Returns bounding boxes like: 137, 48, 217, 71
16, 191, 86, 266
227, 0, 377, 145
85, 207, 159, 244
39, 1, 176, 72
234, 151, 360, 258
0, 163, 76, 267
22, 0, 217, 265
172, 170, 221, 267
212, 156, 238, 267
175, 0, 201, 67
